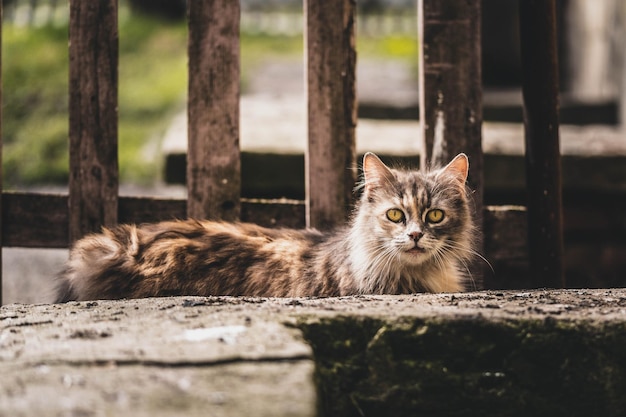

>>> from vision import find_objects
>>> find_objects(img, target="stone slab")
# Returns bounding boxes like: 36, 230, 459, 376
163, 94, 626, 196
1, 362, 314, 417
2, 290, 626, 416
162, 94, 626, 159
0, 297, 315, 417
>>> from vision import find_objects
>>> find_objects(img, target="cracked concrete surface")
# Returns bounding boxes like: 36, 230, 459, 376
2, 290, 626, 416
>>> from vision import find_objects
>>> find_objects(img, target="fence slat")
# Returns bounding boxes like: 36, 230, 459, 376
187, 0, 241, 221
418, 0, 484, 287
519, 0, 564, 288
305, 0, 357, 229
68, 0, 119, 243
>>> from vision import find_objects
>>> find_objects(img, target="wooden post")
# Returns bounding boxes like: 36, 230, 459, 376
68, 0, 119, 243
519, 0, 564, 288
187, 0, 241, 221
305, 0, 357, 230
418, 0, 484, 288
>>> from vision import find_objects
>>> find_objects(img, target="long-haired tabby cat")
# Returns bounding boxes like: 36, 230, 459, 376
55, 152, 476, 302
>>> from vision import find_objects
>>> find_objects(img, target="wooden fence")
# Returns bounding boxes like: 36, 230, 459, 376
0, 0, 565, 304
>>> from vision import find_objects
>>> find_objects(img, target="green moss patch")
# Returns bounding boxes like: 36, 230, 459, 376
299, 315, 626, 417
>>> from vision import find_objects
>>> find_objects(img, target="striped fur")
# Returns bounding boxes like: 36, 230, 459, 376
56, 153, 476, 302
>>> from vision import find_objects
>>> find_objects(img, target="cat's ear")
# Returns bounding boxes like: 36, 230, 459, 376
441, 153, 469, 186
362, 152, 395, 193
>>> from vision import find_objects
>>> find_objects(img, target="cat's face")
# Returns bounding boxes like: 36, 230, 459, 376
357, 153, 473, 267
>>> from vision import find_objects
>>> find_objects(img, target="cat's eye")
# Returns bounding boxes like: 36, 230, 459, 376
426, 209, 445, 223
386, 208, 405, 223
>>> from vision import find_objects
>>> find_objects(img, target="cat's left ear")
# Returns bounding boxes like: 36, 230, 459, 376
441, 153, 469, 186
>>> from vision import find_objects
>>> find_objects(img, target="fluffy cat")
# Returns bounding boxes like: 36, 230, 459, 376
55, 152, 476, 302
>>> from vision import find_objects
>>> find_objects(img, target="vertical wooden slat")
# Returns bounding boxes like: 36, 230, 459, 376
519, 0, 564, 288
305, 0, 357, 230
418, 0, 484, 288
187, 0, 241, 221
68, 0, 119, 243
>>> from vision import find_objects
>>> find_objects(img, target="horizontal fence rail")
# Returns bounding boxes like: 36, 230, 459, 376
0, 191, 528, 272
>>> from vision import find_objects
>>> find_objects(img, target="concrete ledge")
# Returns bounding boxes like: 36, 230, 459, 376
0, 297, 315, 417
162, 96, 626, 198
2, 290, 626, 416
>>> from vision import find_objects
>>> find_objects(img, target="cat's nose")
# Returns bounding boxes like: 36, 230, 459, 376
408, 231, 423, 242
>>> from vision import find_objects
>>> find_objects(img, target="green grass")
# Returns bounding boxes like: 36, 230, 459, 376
2, 24, 70, 185
117, 16, 188, 185
2, 13, 417, 188
358, 34, 418, 59
2, 14, 188, 188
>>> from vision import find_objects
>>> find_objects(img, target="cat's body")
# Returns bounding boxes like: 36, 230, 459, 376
56, 153, 476, 302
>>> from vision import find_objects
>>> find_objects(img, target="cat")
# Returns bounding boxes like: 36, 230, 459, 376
55, 152, 476, 302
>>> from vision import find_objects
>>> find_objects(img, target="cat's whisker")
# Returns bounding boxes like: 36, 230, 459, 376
427, 247, 466, 292
443, 241, 494, 275
378, 249, 403, 290
455, 255, 477, 290
433, 246, 475, 291
436, 242, 486, 291
430, 250, 447, 279
357, 243, 401, 293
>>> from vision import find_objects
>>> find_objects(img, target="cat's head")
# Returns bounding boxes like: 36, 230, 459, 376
353, 152, 474, 271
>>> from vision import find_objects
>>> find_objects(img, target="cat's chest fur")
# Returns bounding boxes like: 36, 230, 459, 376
55, 153, 475, 302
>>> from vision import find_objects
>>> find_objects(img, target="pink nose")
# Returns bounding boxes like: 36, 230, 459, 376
408, 231, 423, 242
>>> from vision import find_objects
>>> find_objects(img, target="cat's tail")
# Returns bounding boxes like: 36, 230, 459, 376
53, 225, 138, 303
54, 268, 78, 303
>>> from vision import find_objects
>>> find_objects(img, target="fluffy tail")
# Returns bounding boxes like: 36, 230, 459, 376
54, 268, 77, 303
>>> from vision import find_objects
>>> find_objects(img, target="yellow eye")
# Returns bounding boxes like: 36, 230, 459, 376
426, 209, 445, 223
386, 208, 405, 223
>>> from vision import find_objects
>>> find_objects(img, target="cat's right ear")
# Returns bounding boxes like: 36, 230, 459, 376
441, 153, 469, 188
362, 152, 395, 194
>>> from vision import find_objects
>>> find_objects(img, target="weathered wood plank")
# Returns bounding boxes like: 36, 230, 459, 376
1, 191, 521, 274
4, 191, 626, 289
418, 0, 484, 285
418, 0, 483, 192
305, 0, 357, 229
2, 192, 524, 259
187, 0, 241, 221
519, 0, 564, 288
122, 198, 301, 230
482, 205, 528, 289
118, 197, 186, 225
2, 193, 69, 248
1, 193, 304, 248
6, 191, 621, 261
68, 0, 119, 243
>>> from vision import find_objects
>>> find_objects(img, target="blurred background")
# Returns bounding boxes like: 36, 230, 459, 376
2, 0, 626, 303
